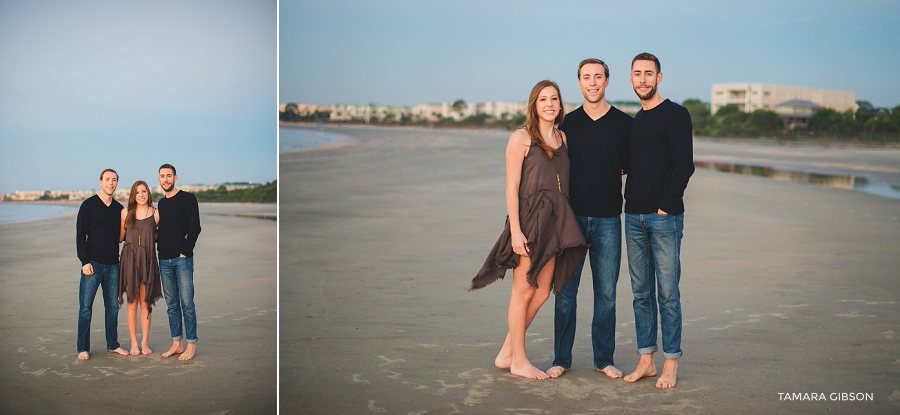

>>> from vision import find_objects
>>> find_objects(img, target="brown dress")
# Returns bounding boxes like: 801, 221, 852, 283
472, 137, 588, 295
118, 208, 163, 312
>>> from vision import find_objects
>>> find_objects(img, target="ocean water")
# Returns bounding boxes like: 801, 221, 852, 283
280, 126, 350, 151
0, 203, 80, 224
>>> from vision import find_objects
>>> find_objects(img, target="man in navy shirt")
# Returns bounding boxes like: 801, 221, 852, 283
76, 168, 129, 360
157, 164, 202, 361
548, 59, 631, 379
622, 53, 694, 388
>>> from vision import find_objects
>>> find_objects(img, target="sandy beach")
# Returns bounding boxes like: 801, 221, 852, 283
0, 203, 276, 414
281, 125, 900, 414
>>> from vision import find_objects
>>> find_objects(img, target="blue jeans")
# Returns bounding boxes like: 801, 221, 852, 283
76, 262, 121, 352
159, 257, 197, 343
625, 213, 683, 359
553, 215, 621, 369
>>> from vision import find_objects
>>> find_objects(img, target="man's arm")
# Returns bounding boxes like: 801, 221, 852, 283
619, 116, 632, 176
180, 194, 202, 257
75, 202, 93, 275
658, 106, 694, 215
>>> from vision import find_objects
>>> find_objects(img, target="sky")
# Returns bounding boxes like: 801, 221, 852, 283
0, 0, 276, 194
280, 0, 900, 109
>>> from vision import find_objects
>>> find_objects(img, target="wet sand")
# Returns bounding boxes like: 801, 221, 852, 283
281, 125, 900, 414
0, 203, 276, 414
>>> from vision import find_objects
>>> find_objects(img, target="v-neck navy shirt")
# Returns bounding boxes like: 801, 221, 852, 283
560, 105, 632, 218
76, 194, 124, 265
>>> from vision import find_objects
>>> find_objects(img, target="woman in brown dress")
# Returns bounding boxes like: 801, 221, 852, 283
118, 180, 163, 356
472, 80, 588, 379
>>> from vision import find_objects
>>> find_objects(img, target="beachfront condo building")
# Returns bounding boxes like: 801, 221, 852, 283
711, 83, 857, 115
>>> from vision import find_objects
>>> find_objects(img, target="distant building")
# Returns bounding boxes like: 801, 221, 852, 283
329, 104, 409, 122
774, 100, 824, 128
711, 83, 857, 115
293, 99, 647, 124
411, 103, 443, 122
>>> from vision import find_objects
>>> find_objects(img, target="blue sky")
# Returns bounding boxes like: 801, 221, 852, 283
0, 0, 276, 194
281, 0, 900, 109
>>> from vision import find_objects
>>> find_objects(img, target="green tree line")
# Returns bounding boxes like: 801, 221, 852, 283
194, 181, 277, 203
683, 99, 900, 141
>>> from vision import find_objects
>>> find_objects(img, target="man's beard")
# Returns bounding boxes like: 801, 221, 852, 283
162, 184, 175, 193
634, 83, 657, 101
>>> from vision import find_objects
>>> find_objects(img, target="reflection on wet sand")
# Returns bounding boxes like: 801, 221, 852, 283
693, 160, 900, 200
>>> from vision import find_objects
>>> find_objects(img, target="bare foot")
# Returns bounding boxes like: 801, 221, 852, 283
546, 366, 568, 378
656, 359, 677, 388
623, 355, 657, 383
494, 334, 512, 369
108, 347, 129, 356
77, 351, 89, 360
130, 344, 140, 356
597, 365, 623, 379
510, 361, 549, 380
178, 343, 196, 361
141, 344, 152, 355
161, 341, 184, 358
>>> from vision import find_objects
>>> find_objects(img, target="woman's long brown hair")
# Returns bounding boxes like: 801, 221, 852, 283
125, 180, 153, 229
523, 80, 565, 159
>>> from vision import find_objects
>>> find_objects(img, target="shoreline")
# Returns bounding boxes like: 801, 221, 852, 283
0, 201, 277, 226
280, 121, 900, 150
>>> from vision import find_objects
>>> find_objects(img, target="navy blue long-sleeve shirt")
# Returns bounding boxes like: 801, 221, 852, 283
76, 195, 124, 265
157, 190, 201, 260
624, 99, 694, 215
561, 105, 632, 218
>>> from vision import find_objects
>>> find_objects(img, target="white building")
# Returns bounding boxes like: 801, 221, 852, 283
411, 103, 443, 122
711, 83, 857, 115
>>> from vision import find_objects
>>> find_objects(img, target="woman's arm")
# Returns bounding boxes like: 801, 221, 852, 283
119, 209, 127, 243
505, 129, 531, 256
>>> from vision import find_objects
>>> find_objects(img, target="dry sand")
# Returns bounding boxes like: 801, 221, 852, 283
0, 203, 276, 414
281, 125, 900, 414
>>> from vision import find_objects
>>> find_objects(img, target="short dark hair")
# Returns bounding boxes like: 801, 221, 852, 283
159, 163, 176, 175
577, 58, 609, 78
99, 168, 118, 181
632, 52, 660, 73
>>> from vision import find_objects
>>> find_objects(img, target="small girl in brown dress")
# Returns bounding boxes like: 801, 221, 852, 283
118, 180, 163, 355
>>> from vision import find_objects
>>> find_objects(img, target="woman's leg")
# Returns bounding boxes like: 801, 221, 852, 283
139, 283, 152, 355
495, 256, 556, 369
506, 254, 555, 379
127, 296, 140, 355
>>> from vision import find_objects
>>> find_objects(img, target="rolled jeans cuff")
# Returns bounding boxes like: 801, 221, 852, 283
637, 346, 657, 355
663, 351, 682, 359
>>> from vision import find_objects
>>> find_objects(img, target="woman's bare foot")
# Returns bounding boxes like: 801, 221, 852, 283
77, 352, 89, 360
161, 341, 183, 358
546, 366, 568, 378
510, 361, 549, 380
129, 344, 140, 356
108, 347, 129, 356
623, 354, 657, 383
597, 365, 623, 379
656, 359, 677, 388
494, 334, 512, 368
494, 349, 512, 369
141, 343, 152, 355
178, 343, 196, 361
